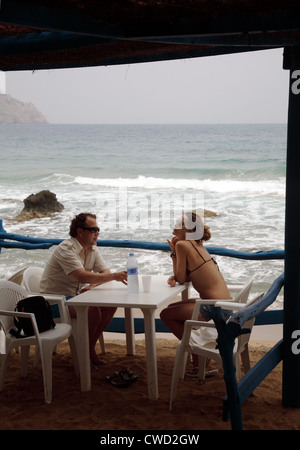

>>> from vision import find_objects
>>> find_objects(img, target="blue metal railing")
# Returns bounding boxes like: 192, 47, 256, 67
0, 219, 285, 259
0, 218, 285, 332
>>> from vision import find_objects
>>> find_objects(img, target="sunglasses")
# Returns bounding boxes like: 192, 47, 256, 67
81, 227, 100, 233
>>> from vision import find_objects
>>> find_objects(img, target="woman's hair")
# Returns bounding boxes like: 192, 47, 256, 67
69, 213, 96, 237
183, 211, 211, 243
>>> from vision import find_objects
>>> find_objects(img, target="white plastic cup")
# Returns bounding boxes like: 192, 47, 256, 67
142, 275, 151, 293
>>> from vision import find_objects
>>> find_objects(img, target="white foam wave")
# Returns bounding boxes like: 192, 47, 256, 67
41, 173, 75, 184
73, 175, 286, 197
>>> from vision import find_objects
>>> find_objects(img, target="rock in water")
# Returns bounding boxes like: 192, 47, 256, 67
15, 190, 64, 221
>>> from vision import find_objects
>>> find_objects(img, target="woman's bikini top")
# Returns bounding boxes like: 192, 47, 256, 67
186, 241, 218, 275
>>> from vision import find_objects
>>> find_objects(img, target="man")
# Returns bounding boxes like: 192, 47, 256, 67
40, 212, 127, 367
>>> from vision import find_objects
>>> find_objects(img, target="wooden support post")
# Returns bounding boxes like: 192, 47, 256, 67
282, 46, 300, 408
210, 308, 243, 430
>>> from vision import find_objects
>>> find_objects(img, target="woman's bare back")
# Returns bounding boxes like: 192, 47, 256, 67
185, 240, 231, 299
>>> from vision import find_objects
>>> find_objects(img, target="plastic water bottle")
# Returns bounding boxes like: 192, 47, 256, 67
127, 253, 139, 294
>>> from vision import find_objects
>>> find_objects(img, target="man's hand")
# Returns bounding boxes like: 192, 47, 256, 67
113, 271, 128, 285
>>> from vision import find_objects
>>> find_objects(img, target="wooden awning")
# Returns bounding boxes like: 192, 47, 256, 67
0, 1, 300, 71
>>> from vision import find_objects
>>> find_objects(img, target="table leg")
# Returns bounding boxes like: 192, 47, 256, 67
181, 284, 189, 301
74, 305, 91, 391
141, 308, 159, 400
124, 307, 135, 355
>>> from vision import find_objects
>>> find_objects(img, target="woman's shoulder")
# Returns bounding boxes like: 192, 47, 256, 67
175, 240, 191, 251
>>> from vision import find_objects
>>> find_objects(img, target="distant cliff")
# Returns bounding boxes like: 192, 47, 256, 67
0, 94, 48, 124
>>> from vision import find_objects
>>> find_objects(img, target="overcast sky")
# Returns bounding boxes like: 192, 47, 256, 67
5, 48, 289, 124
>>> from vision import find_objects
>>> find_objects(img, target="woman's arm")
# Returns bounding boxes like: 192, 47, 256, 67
168, 239, 188, 285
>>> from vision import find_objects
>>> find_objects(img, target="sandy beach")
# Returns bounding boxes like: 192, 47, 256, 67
1, 324, 300, 433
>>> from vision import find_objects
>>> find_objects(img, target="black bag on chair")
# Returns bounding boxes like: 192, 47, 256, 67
11, 296, 56, 338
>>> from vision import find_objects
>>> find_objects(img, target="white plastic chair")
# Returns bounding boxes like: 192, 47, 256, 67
0, 280, 78, 404
7, 269, 28, 355
23, 267, 106, 353
169, 292, 264, 410
227, 274, 256, 304
8, 268, 27, 285
188, 275, 256, 352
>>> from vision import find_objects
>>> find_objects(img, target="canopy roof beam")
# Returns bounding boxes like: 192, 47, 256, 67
1, 0, 300, 41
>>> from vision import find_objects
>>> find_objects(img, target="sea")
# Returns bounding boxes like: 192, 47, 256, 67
0, 123, 286, 308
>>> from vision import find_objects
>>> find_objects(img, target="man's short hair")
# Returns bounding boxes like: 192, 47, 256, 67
69, 213, 96, 237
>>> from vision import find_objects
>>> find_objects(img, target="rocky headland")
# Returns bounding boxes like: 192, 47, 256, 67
0, 94, 47, 124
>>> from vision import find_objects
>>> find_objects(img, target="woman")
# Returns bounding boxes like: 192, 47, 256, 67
160, 211, 231, 374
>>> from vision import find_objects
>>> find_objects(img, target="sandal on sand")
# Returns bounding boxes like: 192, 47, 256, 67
106, 369, 138, 388
186, 367, 219, 378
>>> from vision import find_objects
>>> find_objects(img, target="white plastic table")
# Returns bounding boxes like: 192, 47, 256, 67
67, 275, 189, 400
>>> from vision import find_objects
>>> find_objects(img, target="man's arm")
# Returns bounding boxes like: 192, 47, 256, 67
69, 267, 127, 285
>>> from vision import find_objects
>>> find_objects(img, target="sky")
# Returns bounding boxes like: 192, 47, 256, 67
5, 47, 289, 124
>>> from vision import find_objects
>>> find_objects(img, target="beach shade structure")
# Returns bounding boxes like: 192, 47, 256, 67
0, 2, 299, 71
0, 280, 78, 403
0, 0, 300, 412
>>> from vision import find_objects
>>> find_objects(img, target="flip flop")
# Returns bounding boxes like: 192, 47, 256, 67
117, 369, 138, 383
105, 374, 131, 388
106, 369, 138, 388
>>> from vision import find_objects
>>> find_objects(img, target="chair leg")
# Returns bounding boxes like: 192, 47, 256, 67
198, 356, 206, 382
234, 354, 242, 380
169, 344, 187, 411
34, 343, 56, 368
39, 343, 55, 404
240, 344, 251, 375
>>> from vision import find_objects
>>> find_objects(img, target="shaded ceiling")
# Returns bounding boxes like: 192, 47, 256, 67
0, 0, 300, 71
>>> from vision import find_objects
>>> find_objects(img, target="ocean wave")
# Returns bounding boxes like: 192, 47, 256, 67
73, 175, 286, 197
40, 173, 75, 184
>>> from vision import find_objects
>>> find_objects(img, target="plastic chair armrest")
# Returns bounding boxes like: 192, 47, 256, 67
186, 319, 216, 329
214, 301, 248, 310
0, 310, 40, 338
195, 298, 235, 306
27, 292, 65, 301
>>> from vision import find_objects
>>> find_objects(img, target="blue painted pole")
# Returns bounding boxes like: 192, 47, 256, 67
282, 46, 300, 408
